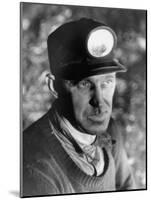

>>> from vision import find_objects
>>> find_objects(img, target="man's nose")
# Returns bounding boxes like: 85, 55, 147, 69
89, 87, 104, 108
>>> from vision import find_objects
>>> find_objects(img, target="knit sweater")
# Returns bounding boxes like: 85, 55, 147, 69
21, 109, 136, 197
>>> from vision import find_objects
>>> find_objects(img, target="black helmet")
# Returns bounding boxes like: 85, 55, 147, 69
47, 18, 126, 80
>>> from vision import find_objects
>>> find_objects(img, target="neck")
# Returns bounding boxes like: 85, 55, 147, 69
62, 118, 96, 146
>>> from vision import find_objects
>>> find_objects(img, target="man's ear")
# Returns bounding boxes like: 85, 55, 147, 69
46, 73, 58, 99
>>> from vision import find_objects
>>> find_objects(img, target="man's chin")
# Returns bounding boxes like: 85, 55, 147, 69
75, 117, 110, 135
81, 124, 108, 136
82, 120, 110, 135
86, 128, 107, 136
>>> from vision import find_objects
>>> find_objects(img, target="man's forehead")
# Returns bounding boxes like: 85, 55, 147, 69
83, 72, 116, 81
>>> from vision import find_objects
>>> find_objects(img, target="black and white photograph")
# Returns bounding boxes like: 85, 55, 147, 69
20, 2, 146, 198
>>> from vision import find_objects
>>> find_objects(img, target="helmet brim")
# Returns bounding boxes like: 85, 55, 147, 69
56, 59, 127, 80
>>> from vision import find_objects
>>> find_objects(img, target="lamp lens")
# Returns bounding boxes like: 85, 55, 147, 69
87, 28, 115, 58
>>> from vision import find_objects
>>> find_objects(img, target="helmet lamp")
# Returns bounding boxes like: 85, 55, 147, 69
87, 26, 117, 58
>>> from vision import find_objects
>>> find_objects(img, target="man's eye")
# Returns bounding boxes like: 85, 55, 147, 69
102, 80, 113, 87
78, 80, 91, 89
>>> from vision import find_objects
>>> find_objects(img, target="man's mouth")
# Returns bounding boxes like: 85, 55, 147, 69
87, 111, 108, 122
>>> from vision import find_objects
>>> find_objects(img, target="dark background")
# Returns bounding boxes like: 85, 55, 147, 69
21, 2, 146, 189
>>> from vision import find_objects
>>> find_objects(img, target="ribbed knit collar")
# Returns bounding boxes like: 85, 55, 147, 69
45, 127, 116, 191
50, 110, 106, 176
47, 110, 115, 180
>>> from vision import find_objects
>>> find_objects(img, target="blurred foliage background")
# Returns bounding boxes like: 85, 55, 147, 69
21, 3, 146, 189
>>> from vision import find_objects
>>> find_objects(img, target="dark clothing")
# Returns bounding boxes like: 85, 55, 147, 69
22, 109, 136, 197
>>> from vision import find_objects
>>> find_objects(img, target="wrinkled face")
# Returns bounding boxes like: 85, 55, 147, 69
58, 73, 116, 136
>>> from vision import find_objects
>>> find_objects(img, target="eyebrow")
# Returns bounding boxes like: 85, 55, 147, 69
104, 74, 115, 79
86, 74, 116, 81
71, 73, 116, 85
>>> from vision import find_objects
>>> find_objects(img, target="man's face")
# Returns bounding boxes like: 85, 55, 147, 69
59, 72, 116, 136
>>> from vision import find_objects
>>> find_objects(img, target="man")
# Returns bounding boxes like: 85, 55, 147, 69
22, 18, 136, 197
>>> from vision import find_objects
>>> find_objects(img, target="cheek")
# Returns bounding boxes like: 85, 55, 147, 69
70, 91, 90, 118
103, 86, 115, 105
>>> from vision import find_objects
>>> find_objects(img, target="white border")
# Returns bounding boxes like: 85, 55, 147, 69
0, 0, 149, 199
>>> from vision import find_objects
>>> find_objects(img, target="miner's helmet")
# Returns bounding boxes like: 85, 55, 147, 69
47, 18, 126, 80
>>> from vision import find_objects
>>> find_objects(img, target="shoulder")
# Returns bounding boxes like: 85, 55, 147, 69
23, 111, 51, 138
23, 110, 55, 163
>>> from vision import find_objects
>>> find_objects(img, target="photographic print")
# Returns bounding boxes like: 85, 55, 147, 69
20, 2, 147, 198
